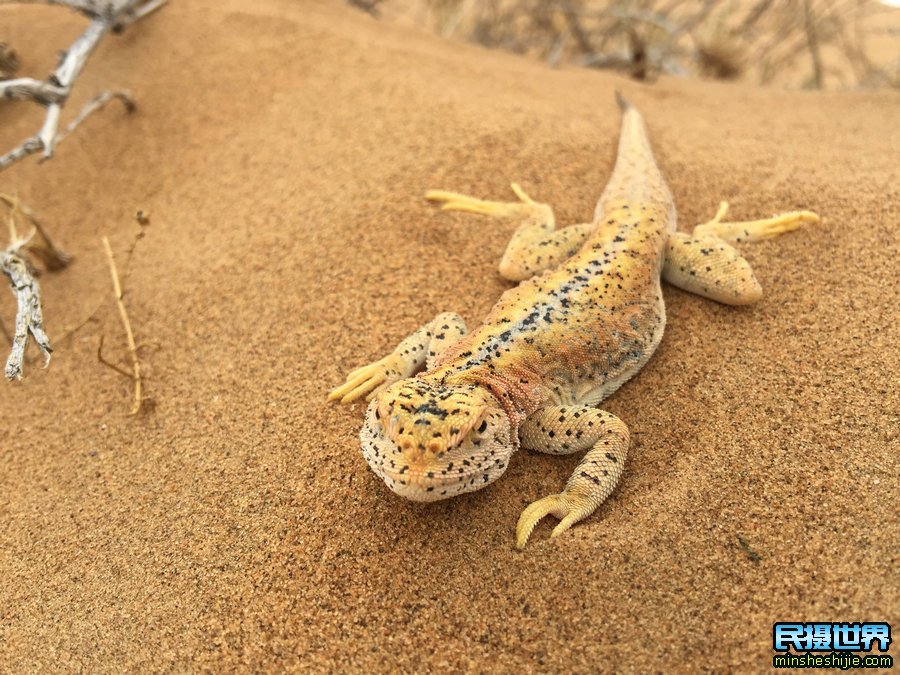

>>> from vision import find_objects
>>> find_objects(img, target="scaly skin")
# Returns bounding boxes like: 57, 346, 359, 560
330, 94, 819, 548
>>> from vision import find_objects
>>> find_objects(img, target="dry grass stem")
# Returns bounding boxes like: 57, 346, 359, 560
101, 235, 143, 414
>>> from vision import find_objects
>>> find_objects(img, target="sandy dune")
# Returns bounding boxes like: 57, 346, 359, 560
1, 0, 897, 670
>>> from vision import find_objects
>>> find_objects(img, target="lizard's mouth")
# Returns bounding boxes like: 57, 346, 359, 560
380, 463, 485, 497
379, 467, 466, 501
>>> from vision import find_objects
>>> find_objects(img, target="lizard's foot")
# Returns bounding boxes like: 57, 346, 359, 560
515, 405, 629, 548
693, 201, 820, 243
328, 355, 404, 403
426, 183, 548, 219
664, 201, 819, 305
428, 184, 570, 282
328, 312, 468, 404
516, 491, 595, 549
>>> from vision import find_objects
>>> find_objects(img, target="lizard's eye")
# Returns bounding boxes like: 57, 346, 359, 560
477, 420, 488, 433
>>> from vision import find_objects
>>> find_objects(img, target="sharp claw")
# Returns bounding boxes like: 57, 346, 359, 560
551, 512, 581, 539
714, 201, 730, 222
510, 182, 536, 204
515, 493, 593, 548
516, 494, 565, 549
329, 382, 355, 400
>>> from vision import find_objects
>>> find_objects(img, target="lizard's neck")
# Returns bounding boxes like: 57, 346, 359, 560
425, 366, 548, 439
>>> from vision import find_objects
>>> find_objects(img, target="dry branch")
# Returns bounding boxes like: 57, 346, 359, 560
1, 0, 163, 382
0, 0, 165, 172
54, 90, 135, 144
0, 78, 66, 103
1, 234, 52, 380
0, 195, 69, 380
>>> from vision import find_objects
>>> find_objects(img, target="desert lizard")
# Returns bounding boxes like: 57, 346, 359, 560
330, 94, 819, 548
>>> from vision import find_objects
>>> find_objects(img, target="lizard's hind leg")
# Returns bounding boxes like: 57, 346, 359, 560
515, 405, 629, 548
328, 312, 467, 403
663, 201, 819, 305
427, 184, 593, 282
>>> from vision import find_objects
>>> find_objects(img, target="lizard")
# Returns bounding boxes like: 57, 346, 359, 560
329, 93, 819, 549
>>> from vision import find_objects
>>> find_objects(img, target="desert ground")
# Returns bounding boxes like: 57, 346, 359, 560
0, 0, 897, 671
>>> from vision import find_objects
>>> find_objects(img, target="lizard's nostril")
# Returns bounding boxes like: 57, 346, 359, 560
400, 439, 427, 465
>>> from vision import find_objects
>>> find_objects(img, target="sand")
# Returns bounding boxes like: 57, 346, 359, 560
0, 0, 897, 671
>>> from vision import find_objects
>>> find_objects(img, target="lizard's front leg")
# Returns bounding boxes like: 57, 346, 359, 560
426, 184, 593, 281
515, 405, 629, 549
328, 312, 467, 403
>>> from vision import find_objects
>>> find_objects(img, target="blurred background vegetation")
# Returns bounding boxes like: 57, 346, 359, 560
351, 0, 900, 89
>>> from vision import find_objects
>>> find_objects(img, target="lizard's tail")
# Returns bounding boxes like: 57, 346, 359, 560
594, 92, 674, 222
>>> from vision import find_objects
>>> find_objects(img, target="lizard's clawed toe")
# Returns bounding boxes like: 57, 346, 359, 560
329, 358, 397, 403
425, 184, 546, 219
516, 492, 591, 549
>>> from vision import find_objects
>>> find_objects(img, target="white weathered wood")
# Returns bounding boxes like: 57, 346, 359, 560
0, 0, 166, 171
1, 235, 52, 380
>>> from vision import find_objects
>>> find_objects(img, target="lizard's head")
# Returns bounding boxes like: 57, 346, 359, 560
360, 378, 513, 501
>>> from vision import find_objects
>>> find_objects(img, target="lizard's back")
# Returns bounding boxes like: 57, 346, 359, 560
430, 97, 675, 411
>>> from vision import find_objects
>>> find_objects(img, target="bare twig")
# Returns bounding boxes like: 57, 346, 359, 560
0, 194, 71, 270
0, 0, 134, 18
0, 0, 167, 20
1, 234, 52, 380
0, 0, 166, 172
0, 197, 70, 379
101, 235, 142, 414
53, 90, 135, 145
112, 0, 167, 31
0, 78, 67, 103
